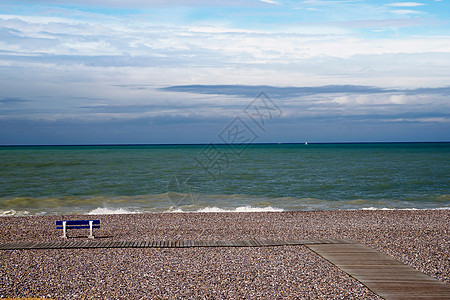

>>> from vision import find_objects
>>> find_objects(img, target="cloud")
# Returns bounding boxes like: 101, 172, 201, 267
0, 97, 30, 103
1, 84, 449, 144
326, 18, 425, 29
261, 0, 280, 4
303, 0, 357, 5
2, 84, 449, 144
0, 1, 449, 144
161, 85, 395, 98
391, 9, 423, 15
387, 2, 426, 7
160, 84, 450, 125
3, 0, 262, 8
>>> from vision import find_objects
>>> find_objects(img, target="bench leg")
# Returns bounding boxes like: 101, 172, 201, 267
61, 221, 67, 239
88, 220, 94, 239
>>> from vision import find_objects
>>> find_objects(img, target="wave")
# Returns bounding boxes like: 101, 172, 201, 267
87, 207, 141, 215
169, 205, 284, 213
0, 210, 30, 217
360, 207, 450, 211
1, 192, 449, 216
3, 205, 450, 217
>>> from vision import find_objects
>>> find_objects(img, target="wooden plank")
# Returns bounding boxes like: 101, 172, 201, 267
86, 241, 94, 248
97, 242, 108, 248
241, 240, 251, 247
48, 242, 60, 249
3, 242, 18, 249
0, 243, 12, 249
306, 243, 450, 300
252, 240, 261, 247
250, 240, 260, 247
264, 240, 278, 246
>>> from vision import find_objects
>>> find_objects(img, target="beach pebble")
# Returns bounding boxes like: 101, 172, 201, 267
0, 210, 448, 299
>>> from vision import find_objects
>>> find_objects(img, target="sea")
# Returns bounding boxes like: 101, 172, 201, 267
0, 143, 449, 216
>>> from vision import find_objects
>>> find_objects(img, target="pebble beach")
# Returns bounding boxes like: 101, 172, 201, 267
1, 210, 449, 299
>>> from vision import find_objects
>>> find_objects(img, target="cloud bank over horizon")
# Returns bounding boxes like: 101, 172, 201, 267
0, 0, 449, 144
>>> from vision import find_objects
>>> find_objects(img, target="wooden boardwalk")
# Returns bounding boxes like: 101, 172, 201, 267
2, 239, 449, 299
307, 243, 450, 300
0, 238, 352, 250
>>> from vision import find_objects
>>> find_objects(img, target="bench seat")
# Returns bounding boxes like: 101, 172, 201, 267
56, 220, 100, 239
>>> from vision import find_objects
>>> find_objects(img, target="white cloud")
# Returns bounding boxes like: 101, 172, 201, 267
303, 0, 357, 5
1, 11, 450, 91
390, 9, 423, 15
261, 0, 279, 4
387, 2, 426, 7
6, 0, 258, 8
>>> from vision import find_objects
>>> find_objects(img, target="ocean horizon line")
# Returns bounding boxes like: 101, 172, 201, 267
1, 141, 449, 148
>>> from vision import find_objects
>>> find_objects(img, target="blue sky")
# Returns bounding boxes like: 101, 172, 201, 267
0, 0, 449, 144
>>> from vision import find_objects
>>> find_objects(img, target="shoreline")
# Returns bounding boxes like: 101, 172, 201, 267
2, 206, 449, 218
1, 210, 448, 298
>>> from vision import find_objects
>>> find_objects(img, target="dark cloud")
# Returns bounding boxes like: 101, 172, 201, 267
162, 84, 450, 98
0, 97, 31, 103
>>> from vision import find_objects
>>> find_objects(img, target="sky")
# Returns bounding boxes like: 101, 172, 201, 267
0, 0, 449, 144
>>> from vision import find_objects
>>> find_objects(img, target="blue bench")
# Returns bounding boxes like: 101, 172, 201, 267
56, 220, 100, 239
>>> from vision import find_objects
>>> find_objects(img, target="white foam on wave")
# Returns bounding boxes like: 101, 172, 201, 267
87, 207, 140, 215
0, 210, 30, 217
360, 207, 450, 211
169, 205, 284, 213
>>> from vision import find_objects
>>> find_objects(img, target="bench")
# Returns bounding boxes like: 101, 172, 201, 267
56, 220, 100, 239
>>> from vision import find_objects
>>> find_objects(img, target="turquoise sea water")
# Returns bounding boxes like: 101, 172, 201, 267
0, 143, 449, 216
